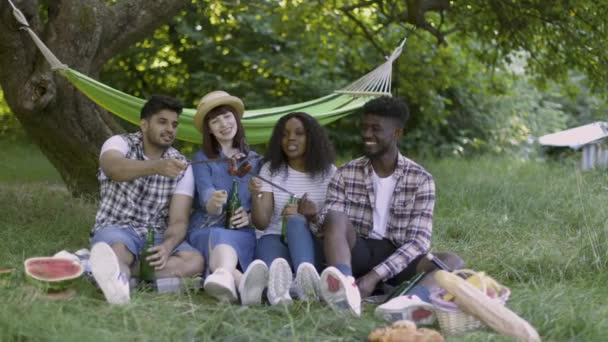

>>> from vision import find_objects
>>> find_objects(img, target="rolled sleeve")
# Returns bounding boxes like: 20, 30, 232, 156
373, 176, 435, 281
317, 171, 347, 232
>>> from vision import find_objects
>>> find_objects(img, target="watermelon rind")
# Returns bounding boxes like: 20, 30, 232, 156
24, 257, 84, 292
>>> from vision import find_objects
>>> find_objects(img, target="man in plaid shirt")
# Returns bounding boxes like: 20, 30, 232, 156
319, 96, 462, 319
89, 95, 204, 304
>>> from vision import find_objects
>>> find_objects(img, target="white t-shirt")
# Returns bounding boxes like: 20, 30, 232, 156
369, 169, 397, 239
99, 135, 194, 197
258, 162, 336, 236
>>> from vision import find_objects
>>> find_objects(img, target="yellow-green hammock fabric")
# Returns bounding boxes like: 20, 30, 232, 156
9, 0, 404, 145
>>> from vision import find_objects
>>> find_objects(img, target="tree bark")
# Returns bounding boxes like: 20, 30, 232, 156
0, 0, 188, 196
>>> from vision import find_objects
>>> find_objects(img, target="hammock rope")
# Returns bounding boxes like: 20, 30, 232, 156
8, 0, 404, 144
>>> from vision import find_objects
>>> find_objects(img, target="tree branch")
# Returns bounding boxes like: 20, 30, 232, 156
96, 0, 191, 69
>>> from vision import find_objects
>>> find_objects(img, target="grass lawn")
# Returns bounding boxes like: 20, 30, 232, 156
2, 140, 608, 341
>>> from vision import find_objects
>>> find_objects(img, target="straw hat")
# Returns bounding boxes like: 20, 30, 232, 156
193, 90, 245, 133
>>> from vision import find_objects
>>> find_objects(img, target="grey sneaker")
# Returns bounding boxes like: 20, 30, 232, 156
204, 268, 238, 303
239, 260, 268, 306
294, 262, 320, 301
267, 258, 293, 306
90, 242, 130, 305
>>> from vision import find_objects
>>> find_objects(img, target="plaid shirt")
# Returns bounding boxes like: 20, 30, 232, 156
92, 132, 187, 239
321, 153, 435, 281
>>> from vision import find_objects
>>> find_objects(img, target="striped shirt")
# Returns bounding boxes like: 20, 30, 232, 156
259, 162, 336, 237
321, 153, 435, 281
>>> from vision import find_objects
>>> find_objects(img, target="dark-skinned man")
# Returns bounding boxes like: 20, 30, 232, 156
318, 96, 462, 321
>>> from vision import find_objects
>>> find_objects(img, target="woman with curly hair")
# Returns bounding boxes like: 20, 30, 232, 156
249, 111, 336, 305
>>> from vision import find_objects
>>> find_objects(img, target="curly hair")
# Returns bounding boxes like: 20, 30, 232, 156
265, 112, 335, 179
362, 95, 410, 128
201, 105, 247, 158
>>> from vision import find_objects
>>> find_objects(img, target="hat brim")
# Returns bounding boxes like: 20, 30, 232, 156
194, 96, 244, 133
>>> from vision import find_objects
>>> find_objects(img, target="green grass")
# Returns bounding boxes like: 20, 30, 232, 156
2, 141, 608, 341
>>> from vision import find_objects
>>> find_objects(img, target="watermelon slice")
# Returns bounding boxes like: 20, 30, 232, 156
24, 257, 83, 292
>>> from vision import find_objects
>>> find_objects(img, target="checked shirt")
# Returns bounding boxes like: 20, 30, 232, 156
92, 132, 187, 239
321, 153, 435, 281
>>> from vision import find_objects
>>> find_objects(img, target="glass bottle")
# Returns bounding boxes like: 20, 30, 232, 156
280, 195, 298, 244
139, 228, 155, 284
225, 179, 241, 229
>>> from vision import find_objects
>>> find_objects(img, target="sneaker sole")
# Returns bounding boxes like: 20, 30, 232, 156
320, 268, 360, 316
268, 259, 293, 306
90, 242, 130, 305
295, 264, 320, 301
204, 279, 238, 303
239, 261, 268, 306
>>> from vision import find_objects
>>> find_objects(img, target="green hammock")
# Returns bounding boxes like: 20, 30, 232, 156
9, 0, 404, 145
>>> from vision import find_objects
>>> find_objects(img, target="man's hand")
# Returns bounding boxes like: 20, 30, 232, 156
230, 207, 250, 228
356, 270, 382, 299
297, 193, 318, 222
146, 243, 172, 270
154, 158, 187, 178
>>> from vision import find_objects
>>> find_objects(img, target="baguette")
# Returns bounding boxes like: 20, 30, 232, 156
434, 270, 540, 342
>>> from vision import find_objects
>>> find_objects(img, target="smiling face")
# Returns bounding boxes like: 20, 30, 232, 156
281, 117, 307, 162
360, 113, 401, 158
207, 110, 238, 144
141, 109, 179, 149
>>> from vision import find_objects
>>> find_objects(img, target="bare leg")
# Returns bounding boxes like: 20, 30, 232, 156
111, 243, 135, 279
155, 250, 204, 278
209, 244, 243, 284
323, 211, 358, 267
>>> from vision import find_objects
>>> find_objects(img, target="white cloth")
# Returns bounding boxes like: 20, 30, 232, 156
99, 135, 194, 197
369, 169, 397, 239
258, 162, 336, 236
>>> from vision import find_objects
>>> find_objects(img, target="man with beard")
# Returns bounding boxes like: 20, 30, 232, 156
318, 96, 462, 321
88, 95, 204, 304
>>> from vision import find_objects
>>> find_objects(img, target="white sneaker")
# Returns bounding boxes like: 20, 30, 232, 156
294, 262, 320, 301
204, 268, 238, 303
90, 242, 130, 305
239, 260, 268, 306
320, 267, 361, 316
375, 295, 436, 325
267, 258, 293, 306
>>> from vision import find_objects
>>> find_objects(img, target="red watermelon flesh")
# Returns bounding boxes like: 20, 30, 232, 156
24, 257, 83, 291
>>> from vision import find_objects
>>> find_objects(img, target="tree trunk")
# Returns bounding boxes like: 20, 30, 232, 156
0, 0, 188, 197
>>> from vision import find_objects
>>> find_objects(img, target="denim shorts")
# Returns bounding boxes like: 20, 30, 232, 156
91, 225, 196, 260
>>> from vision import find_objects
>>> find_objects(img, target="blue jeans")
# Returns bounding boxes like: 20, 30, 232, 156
255, 215, 318, 271
187, 227, 256, 276
90, 225, 195, 260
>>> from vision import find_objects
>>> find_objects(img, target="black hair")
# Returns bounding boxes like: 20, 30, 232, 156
201, 105, 247, 159
265, 112, 335, 179
140, 95, 183, 120
362, 96, 409, 128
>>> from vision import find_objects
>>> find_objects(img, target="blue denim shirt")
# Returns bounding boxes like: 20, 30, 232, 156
188, 150, 261, 230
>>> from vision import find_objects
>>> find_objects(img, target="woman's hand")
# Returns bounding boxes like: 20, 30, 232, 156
230, 207, 250, 228
297, 193, 318, 222
209, 190, 228, 210
248, 177, 264, 197
281, 201, 299, 217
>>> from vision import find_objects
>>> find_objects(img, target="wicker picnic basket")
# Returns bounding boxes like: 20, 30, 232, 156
429, 269, 510, 336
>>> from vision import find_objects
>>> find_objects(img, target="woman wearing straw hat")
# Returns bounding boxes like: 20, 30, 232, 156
187, 91, 265, 304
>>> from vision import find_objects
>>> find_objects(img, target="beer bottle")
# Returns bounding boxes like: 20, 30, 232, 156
225, 179, 241, 229
140, 228, 155, 284
280, 195, 298, 244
